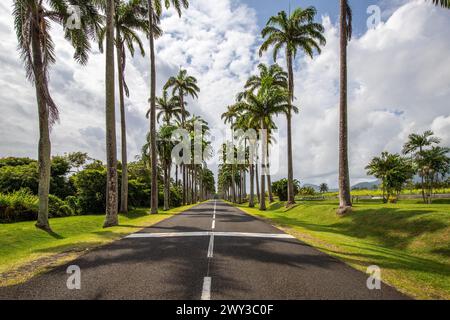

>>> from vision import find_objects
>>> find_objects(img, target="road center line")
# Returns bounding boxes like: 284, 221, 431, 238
207, 234, 214, 258
201, 277, 211, 300
211, 219, 215, 230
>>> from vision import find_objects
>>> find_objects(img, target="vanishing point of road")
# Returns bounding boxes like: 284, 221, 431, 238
0, 200, 408, 300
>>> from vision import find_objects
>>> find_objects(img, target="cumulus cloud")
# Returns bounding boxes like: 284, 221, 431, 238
0, 0, 449, 189
287, 1, 450, 187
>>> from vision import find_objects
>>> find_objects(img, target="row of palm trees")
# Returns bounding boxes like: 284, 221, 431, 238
14, 0, 450, 230
14, 0, 196, 230
219, 0, 449, 213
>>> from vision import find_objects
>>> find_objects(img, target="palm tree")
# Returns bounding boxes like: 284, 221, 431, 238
417, 146, 450, 204
337, 0, 353, 214
111, 0, 153, 214
164, 69, 200, 204
104, 0, 119, 227
13, 0, 100, 230
156, 125, 177, 210
150, 89, 189, 125
319, 183, 329, 194
403, 130, 442, 202
146, 0, 189, 214
431, 0, 450, 8
235, 88, 291, 210
260, 7, 325, 207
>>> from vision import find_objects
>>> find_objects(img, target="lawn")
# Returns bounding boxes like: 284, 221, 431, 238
234, 199, 450, 300
0, 204, 197, 286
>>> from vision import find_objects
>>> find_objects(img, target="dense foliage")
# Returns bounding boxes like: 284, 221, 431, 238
272, 179, 300, 201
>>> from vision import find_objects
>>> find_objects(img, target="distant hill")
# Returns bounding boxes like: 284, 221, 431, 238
351, 180, 380, 190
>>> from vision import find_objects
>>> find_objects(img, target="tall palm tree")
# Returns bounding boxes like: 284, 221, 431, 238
337, 0, 353, 214
13, 0, 101, 230
164, 69, 200, 204
111, 0, 153, 214
260, 7, 325, 207
431, 0, 450, 8
146, 0, 189, 214
104, 0, 119, 227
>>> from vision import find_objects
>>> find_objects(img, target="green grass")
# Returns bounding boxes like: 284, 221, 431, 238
0, 203, 198, 286
234, 200, 450, 300
322, 188, 450, 197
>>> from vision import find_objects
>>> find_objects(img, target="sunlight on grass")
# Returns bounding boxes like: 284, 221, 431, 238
235, 200, 450, 300
0, 203, 198, 285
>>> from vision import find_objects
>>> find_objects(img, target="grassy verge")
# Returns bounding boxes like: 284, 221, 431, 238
0, 203, 199, 286
233, 200, 450, 300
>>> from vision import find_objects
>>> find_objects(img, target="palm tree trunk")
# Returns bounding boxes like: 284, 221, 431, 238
163, 165, 169, 210
249, 164, 255, 207
266, 147, 274, 203
231, 165, 236, 203
286, 51, 295, 206
255, 162, 260, 203
260, 121, 267, 210
31, 16, 51, 231
116, 31, 128, 214
104, 0, 119, 227
148, 0, 158, 214
338, 0, 352, 211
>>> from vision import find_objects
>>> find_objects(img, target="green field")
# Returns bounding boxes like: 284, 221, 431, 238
234, 200, 450, 300
0, 204, 197, 286
322, 188, 450, 198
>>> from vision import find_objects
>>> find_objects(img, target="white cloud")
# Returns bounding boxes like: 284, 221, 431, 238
287, 1, 450, 187
0, 0, 449, 189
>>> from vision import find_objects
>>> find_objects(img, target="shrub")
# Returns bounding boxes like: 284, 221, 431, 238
48, 194, 74, 217
71, 169, 107, 214
128, 179, 150, 208
272, 179, 300, 201
299, 186, 316, 196
0, 162, 39, 194
0, 189, 38, 222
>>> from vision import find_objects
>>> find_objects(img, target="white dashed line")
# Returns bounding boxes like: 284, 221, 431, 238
201, 277, 211, 300
207, 234, 214, 258
211, 219, 215, 230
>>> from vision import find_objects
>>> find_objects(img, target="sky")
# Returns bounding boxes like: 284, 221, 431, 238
0, 0, 449, 188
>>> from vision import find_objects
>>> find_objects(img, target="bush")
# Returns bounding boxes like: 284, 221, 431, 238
299, 186, 316, 196
48, 194, 74, 217
128, 179, 150, 208
0, 189, 38, 222
272, 179, 300, 201
0, 190, 74, 222
71, 169, 107, 214
0, 162, 39, 194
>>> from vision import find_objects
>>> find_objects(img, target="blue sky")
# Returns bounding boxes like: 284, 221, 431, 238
241, 0, 399, 36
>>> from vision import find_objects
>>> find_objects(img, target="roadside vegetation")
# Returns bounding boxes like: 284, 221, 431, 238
234, 199, 450, 299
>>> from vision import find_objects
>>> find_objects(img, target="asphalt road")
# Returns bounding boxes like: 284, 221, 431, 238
0, 200, 409, 300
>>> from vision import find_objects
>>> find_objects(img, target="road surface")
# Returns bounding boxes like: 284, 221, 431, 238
0, 200, 408, 300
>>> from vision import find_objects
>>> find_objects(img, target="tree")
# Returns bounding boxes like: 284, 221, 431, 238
416, 146, 450, 204
156, 125, 177, 210
146, 0, 189, 214
431, 0, 450, 8
13, 0, 100, 230
365, 152, 414, 203
100, 0, 152, 214
319, 183, 329, 194
152, 89, 189, 125
337, 0, 353, 214
234, 88, 291, 210
272, 178, 300, 201
402, 130, 441, 202
164, 69, 200, 205
260, 7, 325, 207
104, 0, 119, 227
